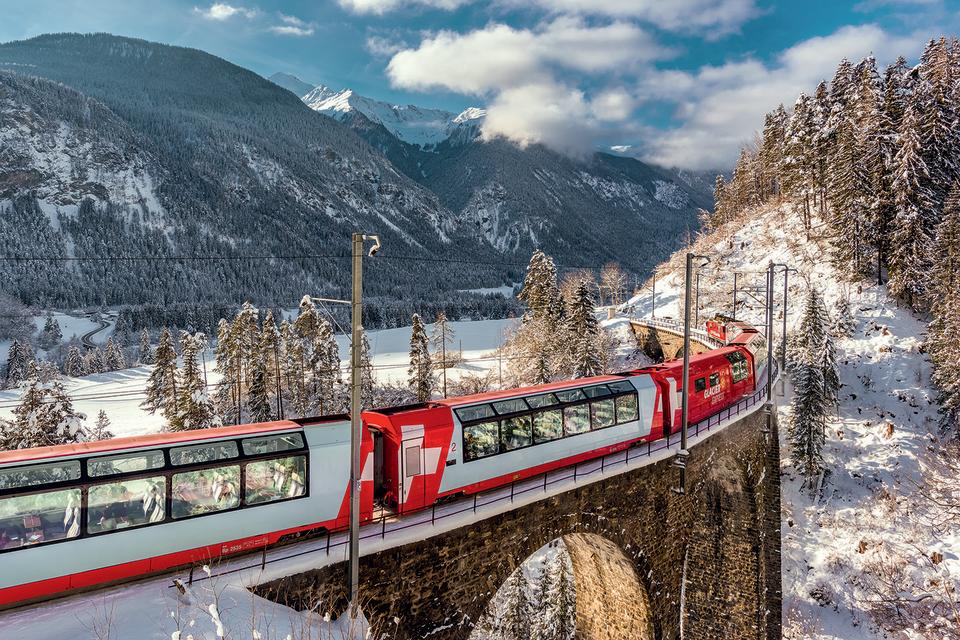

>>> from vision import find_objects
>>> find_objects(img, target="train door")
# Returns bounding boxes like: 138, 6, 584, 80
371, 428, 385, 503
399, 434, 426, 513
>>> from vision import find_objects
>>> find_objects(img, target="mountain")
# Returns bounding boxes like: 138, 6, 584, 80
299, 82, 485, 150
0, 33, 707, 326
267, 72, 314, 98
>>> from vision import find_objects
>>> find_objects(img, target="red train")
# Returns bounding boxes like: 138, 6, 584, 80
0, 321, 762, 609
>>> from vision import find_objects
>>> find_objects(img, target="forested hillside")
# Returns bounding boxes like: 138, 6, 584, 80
710, 37, 960, 434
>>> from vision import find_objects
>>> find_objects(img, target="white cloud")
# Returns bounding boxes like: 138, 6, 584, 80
338, 0, 470, 15
387, 17, 668, 94
365, 34, 406, 57
644, 24, 925, 170
193, 3, 257, 21
268, 13, 315, 36
514, 0, 762, 36
590, 88, 636, 122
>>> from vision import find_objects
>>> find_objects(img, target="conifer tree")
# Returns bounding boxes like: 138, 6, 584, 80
39, 315, 62, 350
917, 38, 959, 211
248, 358, 273, 423
567, 282, 604, 378
258, 310, 280, 418
312, 318, 341, 415
172, 332, 216, 431
711, 174, 729, 230
90, 410, 114, 441
4, 339, 32, 388
889, 103, 936, 309
431, 312, 455, 397
142, 327, 178, 424
63, 345, 85, 377
281, 319, 309, 418
782, 93, 816, 231
498, 569, 532, 640
544, 549, 575, 640
831, 297, 856, 338
138, 329, 153, 365
518, 250, 561, 324
929, 184, 960, 433
83, 347, 105, 375
408, 313, 434, 402
356, 327, 375, 410
7, 367, 86, 448
213, 318, 242, 424
104, 338, 126, 371
758, 105, 787, 199
789, 289, 828, 481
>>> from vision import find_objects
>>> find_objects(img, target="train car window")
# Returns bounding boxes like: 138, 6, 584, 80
709, 372, 721, 388
455, 404, 495, 423
615, 394, 639, 423
590, 399, 616, 429
170, 441, 239, 466
88, 451, 165, 478
493, 398, 529, 415
245, 456, 307, 505
463, 421, 500, 461
607, 380, 635, 394
171, 465, 241, 519
533, 410, 563, 442
555, 388, 586, 404
694, 378, 707, 392
0, 488, 81, 548
87, 477, 166, 534
242, 433, 305, 456
726, 352, 749, 383
563, 404, 590, 435
501, 415, 532, 451
0, 460, 81, 491
526, 393, 559, 409
583, 385, 612, 399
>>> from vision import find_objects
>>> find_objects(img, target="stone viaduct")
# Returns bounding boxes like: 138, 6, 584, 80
255, 321, 782, 640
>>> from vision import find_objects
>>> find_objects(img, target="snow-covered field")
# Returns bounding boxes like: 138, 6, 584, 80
627, 202, 957, 639
0, 318, 518, 437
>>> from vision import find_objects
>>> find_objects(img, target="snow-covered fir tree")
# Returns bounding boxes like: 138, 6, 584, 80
256, 309, 281, 419
141, 327, 178, 424
280, 319, 309, 418
567, 281, 605, 378
247, 358, 273, 423
4, 339, 33, 388
63, 345, 84, 377
781, 93, 816, 232
89, 409, 114, 441
497, 568, 533, 640
408, 313, 434, 402
138, 328, 153, 365
172, 332, 216, 431
517, 250, 562, 323
538, 548, 575, 640
789, 288, 829, 482
311, 317, 342, 415
104, 337, 126, 371
2, 366, 86, 449
38, 314, 62, 350
356, 327, 376, 410
929, 184, 960, 434
832, 297, 856, 338
83, 347, 105, 375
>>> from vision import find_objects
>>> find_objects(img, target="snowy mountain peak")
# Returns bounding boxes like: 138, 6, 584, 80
296, 79, 484, 150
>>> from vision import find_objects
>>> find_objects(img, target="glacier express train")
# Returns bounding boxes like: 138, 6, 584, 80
0, 321, 763, 609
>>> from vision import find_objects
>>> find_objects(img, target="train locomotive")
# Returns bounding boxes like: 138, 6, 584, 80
0, 320, 763, 608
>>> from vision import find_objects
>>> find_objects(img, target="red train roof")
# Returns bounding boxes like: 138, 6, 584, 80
0, 418, 325, 467
646, 346, 743, 373
433, 374, 627, 408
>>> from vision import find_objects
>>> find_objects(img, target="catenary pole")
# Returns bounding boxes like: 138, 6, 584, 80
676, 252, 708, 494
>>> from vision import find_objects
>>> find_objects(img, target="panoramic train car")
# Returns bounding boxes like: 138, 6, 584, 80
0, 415, 369, 608
362, 373, 660, 512
646, 346, 756, 435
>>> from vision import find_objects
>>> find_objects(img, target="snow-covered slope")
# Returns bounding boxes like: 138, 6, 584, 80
301, 83, 485, 149
623, 203, 958, 639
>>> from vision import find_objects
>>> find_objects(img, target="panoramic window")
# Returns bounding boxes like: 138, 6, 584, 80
244, 456, 307, 505
615, 394, 639, 423
555, 388, 586, 404
456, 404, 496, 424
607, 380, 635, 395
88, 477, 166, 533
526, 393, 559, 409
501, 415, 532, 451
590, 399, 616, 429
170, 441, 239, 466
493, 398, 529, 415
0, 461, 81, 491
171, 465, 241, 519
533, 409, 563, 443
241, 433, 304, 456
88, 451, 165, 478
463, 421, 500, 461
0, 488, 82, 549
563, 404, 590, 435
583, 385, 612, 399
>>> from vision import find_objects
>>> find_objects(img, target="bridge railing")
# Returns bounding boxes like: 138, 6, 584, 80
627, 316, 725, 349
180, 361, 780, 588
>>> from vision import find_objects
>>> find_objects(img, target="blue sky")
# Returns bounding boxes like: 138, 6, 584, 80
1, 0, 957, 169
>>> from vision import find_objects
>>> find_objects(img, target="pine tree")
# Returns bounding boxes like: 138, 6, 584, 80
280, 319, 309, 418
889, 102, 937, 309
567, 282, 605, 378
39, 315, 62, 350
90, 410, 114, 441
929, 184, 960, 434
782, 93, 816, 232
758, 105, 787, 199
312, 318, 341, 415
83, 347, 105, 375
543, 548, 575, 640
831, 297, 856, 338
141, 327, 178, 424
213, 318, 242, 425
789, 288, 828, 482
917, 38, 959, 211
431, 312, 455, 398
498, 569, 532, 640
63, 345, 85, 377
518, 250, 562, 325
408, 313, 434, 402
357, 327, 375, 410
257, 310, 281, 419
248, 358, 273, 423
6, 367, 86, 449
172, 332, 216, 431
710, 174, 729, 231
4, 339, 32, 388
138, 329, 153, 365
104, 338, 126, 371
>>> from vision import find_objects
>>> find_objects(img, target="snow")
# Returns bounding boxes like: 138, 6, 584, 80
456, 285, 516, 297
627, 201, 958, 638
302, 84, 484, 149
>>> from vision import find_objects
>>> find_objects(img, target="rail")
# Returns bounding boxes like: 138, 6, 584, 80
626, 316, 725, 349
178, 358, 780, 589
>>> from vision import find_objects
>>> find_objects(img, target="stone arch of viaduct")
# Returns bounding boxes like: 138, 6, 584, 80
256, 405, 782, 640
